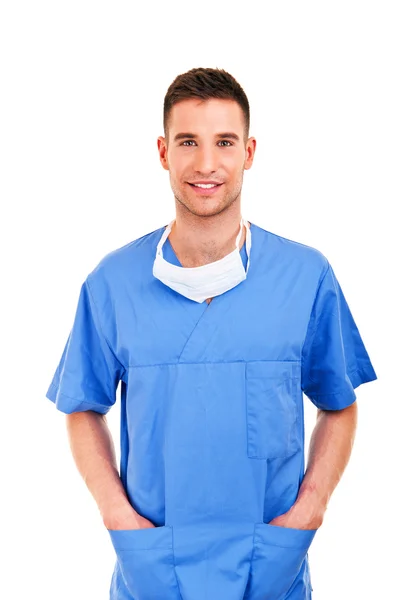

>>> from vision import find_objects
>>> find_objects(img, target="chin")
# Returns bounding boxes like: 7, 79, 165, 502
191, 205, 230, 218
175, 189, 234, 218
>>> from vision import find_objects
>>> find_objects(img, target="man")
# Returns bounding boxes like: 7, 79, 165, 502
45, 67, 377, 600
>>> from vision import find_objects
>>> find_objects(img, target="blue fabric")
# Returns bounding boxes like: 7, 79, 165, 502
46, 223, 377, 600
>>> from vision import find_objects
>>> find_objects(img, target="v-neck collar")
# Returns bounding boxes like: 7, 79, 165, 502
162, 223, 250, 270
157, 221, 255, 311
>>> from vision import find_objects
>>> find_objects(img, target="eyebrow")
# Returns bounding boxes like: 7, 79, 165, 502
173, 132, 240, 142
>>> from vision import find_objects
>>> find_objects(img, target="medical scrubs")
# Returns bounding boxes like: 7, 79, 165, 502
45, 222, 377, 600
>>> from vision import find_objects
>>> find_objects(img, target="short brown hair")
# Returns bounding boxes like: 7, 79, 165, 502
163, 67, 250, 144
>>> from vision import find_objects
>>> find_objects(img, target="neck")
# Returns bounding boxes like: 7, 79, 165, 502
168, 209, 249, 268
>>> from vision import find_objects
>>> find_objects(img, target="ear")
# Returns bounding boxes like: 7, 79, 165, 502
157, 136, 169, 171
244, 137, 257, 170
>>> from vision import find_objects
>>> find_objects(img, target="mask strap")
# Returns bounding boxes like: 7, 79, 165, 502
243, 219, 251, 274
156, 220, 174, 258
234, 218, 244, 249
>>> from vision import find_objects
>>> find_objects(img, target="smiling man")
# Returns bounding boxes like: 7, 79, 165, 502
45, 67, 377, 600
154, 94, 255, 304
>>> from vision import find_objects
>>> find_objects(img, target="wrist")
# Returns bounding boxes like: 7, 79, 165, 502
298, 480, 329, 509
293, 483, 328, 529
99, 496, 136, 523
101, 503, 139, 529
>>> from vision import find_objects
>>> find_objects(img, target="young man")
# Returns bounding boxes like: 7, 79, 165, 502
46, 67, 377, 600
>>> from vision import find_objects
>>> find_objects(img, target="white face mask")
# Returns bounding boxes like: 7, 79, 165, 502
153, 218, 252, 303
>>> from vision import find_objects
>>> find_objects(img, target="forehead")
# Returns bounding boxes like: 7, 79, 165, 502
168, 98, 244, 135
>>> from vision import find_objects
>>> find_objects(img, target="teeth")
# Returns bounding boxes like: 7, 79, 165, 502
193, 183, 218, 188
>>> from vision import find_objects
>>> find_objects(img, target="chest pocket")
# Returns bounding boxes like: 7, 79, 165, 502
245, 361, 301, 459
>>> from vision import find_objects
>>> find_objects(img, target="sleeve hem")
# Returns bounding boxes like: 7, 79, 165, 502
45, 382, 112, 415
306, 387, 357, 411
305, 362, 377, 411
348, 364, 377, 389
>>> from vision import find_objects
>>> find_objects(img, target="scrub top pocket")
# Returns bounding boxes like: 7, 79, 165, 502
245, 361, 301, 460
244, 522, 317, 600
107, 525, 182, 600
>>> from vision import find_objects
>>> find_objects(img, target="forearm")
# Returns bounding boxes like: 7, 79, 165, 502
65, 410, 135, 524
296, 401, 358, 524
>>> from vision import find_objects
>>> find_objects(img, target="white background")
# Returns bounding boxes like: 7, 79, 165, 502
1, 1, 397, 599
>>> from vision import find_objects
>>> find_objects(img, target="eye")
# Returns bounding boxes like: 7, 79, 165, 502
180, 140, 233, 147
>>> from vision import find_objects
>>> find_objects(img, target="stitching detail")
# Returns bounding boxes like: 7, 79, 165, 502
253, 523, 316, 550
245, 362, 249, 458
51, 385, 111, 411
86, 275, 127, 375
300, 260, 330, 361
171, 527, 184, 599
254, 539, 314, 550
127, 359, 302, 369
308, 367, 366, 399
244, 522, 258, 598
258, 225, 327, 254
309, 389, 354, 399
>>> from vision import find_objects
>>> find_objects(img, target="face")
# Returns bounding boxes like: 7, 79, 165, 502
158, 98, 256, 218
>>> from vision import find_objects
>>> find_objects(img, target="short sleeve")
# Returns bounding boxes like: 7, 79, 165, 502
45, 276, 125, 414
301, 262, 377, 410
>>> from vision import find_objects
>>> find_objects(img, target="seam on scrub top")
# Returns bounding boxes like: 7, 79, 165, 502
309, 387, 356, 399
47, 381, 60, 393
308, 366, 362, 399
176, 305, 210, 363
56, 389, 111, 411
247, 523, 257, 582
261, 226, 329, 255
170, 527, 184, 599
254, 539, 314, 550
86, 275, 127, 375
300, 261, 330, 363
349, 364, 376, 379
347, 367, 362, 375
127, 359, 302, 368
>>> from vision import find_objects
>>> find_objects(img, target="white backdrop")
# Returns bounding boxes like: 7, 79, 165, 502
1, 1, 397, 599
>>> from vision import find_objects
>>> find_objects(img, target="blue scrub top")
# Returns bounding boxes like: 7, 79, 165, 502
46, 222, 377, 600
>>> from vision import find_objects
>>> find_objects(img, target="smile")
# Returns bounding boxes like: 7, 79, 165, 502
187, 182, 223, 195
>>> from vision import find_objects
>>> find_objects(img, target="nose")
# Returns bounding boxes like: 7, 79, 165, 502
193, 145, 219, 174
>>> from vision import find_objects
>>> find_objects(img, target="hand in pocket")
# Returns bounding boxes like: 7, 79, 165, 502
104, 506, 156, 531
268, 502, 323, 531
